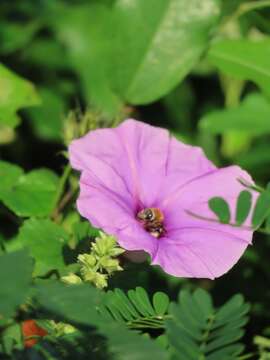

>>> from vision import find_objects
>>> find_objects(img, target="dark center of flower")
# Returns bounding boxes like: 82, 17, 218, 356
137, 208, 165, 238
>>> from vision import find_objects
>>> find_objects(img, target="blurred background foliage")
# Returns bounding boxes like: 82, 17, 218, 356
1, 0, 270, 358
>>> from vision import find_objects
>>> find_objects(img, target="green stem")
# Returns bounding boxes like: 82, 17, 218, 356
236, 1, 270, 18
51, 164, 71, 219
127, 315, 168, 329
199, 314, 215, 356
128, 324, 163, 330
220, 0, 270, 34
128, 318, 164, 329
225, 0, 270, 26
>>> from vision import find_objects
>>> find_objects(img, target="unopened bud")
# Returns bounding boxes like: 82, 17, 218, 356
78, 253, 96, 268
61, 273, 82, 285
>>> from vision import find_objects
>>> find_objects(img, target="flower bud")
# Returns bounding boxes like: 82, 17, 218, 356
99, 257, 123, 274
94, 272, 108, 289
78, 253, 96, 268
61, 273, 82, 285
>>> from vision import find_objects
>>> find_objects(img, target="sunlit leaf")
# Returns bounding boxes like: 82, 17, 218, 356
0, 63, 40, 128
50, 0, 220, 112
15, 219, 69, 275
208, 39, 270, 97
199, 94, 270, 136
0, 166, 59, 217
0, 160, 23, 190
109, 0, 221, 104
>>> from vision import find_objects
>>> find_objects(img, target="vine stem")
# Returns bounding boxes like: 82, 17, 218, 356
51, 164, 72, 220
224, 0, 270, 26
235, 0, 270, 17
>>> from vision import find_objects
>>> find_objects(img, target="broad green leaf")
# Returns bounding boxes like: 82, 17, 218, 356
0, 250, 33, 319
209, 197, 231, 223
109, 0, 221, 104
27, 87, 66, 141
72, 220, 100, 245
235, 190, 252, 225
35, 281, 103, 326
252, 185, 270, 228
99, 322, 168, 360
208, 39, 270, 97
35, 281, 167, 360
49, 1, 122, 116
0, 63, 40, 128
199, 94, 270, 135
0, 168, 59, 217
15, 219, 69, 275
50, 0, 220, 112
153, 292, 169, 316
0, 160, 23, 190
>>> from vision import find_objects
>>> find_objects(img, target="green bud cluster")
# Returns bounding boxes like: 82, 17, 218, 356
63, 108, 127, 146
62, 232, 125, 289
61, 272, 82, 285
50, 320, 76, 337
63, 110, 100, 145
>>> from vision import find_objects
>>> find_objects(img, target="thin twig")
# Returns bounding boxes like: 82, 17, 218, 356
51, 164, 72, 220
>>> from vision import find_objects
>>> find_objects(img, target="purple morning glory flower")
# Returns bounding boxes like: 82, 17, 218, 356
69, 119, 255, 279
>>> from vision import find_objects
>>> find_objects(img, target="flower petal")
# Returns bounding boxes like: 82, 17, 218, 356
152, 165, 256, 279
70, 119, 256, 279
152, 227, 250, 279
77, 171, 158, 257
69, 119, 170, 208
163, 165, 256, 230
155, 137, 216, 205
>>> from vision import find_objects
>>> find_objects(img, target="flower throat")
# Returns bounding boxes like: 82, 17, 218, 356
137, 208, 165, 238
